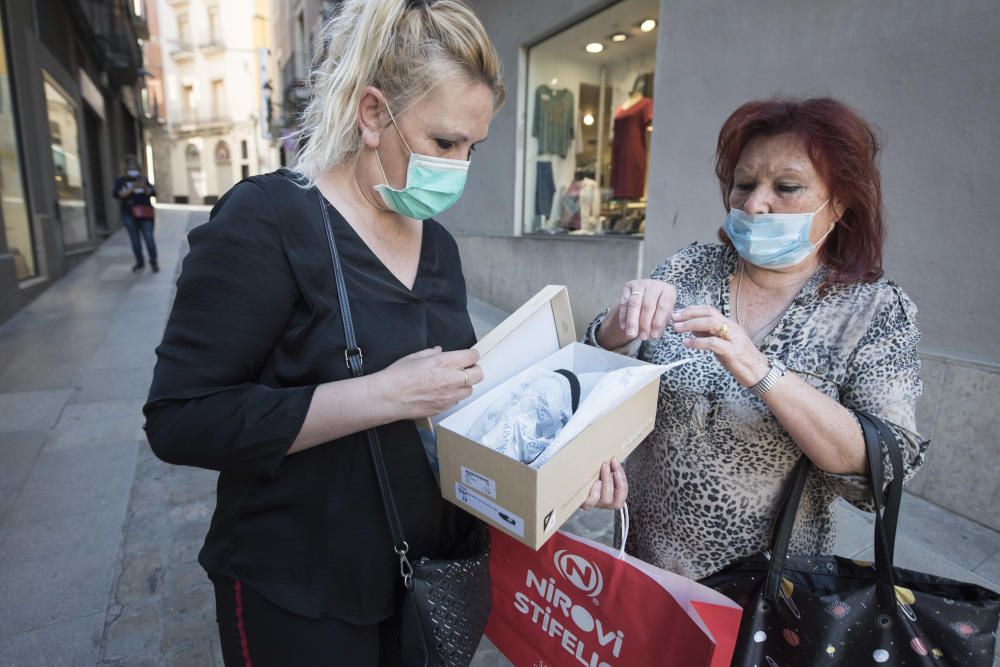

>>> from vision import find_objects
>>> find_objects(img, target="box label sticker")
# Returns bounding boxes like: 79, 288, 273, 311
461, 466, 497, 498
454, 483, 524, 537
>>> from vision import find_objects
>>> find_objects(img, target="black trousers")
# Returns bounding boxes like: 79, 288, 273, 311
212, 575, 403, 666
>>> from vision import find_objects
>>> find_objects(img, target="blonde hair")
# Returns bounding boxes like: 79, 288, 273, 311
292, 0, 505, 182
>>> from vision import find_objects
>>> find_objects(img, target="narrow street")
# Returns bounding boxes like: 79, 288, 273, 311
1, 207, 997, 666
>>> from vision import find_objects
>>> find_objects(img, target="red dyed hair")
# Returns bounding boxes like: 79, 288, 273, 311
715, 97, 885, 286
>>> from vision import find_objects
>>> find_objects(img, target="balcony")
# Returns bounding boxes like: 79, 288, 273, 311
174, 109, 234, 134
170, 40, 195, 60
198, 33, 225, 55
67, 0, 143, 87
132, 0, 150, 40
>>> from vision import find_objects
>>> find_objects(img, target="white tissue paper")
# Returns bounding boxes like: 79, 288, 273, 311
462, 358, 693, 469
466, 368, 575, 465
528, 359, 692, 468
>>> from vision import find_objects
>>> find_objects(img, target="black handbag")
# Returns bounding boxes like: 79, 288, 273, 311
700, 411, 1000, 666
316, 189, 492, 667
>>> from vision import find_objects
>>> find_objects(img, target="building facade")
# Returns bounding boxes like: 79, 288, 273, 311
268, 0, 339, 166
264, 0, 1000, 530
154, 0, 277, 204
0, 0, 146, 322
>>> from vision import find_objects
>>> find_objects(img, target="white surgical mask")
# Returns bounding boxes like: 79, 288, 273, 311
723, 200, 834, 268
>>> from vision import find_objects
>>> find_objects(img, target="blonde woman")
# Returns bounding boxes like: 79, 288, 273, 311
144, 0, 624, 664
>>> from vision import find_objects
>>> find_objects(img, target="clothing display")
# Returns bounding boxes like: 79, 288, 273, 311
535, 160, 556, 217
611, 96, 653, 199
584, 243, 927, 581
558, 177, 600, 231
602, 202, 646, 235
532, 85, 575, 158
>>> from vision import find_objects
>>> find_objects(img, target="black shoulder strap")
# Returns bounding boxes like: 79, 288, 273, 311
315, 188, 414, 587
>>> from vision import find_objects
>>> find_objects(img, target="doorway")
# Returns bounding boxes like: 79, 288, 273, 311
84, 104, 107, 232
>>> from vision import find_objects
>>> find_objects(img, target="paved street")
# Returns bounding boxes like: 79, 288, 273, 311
1, 207, 998, 666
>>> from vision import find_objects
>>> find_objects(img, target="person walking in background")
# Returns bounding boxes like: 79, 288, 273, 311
113, 154, 158, 273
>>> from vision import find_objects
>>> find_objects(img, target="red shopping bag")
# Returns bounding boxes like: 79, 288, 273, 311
486, 522, 742, 667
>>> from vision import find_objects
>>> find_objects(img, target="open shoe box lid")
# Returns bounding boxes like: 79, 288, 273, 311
432, 285, 577, 425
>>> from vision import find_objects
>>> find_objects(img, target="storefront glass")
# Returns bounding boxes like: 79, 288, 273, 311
43, 71, 90, 247
522, 0, 659, 238
0, 10, 36, 279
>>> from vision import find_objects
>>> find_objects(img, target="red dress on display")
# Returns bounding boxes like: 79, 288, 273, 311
611, 96, 653, 199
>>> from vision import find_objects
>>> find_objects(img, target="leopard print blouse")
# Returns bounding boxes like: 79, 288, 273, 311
584, 243, 928, 580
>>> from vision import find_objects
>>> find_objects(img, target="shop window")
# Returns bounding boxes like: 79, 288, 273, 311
43, 72, 90, 248
522, 0, 659, 238
0, 10, 36, 280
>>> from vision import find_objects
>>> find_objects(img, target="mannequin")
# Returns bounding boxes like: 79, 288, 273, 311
610, 72, 654, 200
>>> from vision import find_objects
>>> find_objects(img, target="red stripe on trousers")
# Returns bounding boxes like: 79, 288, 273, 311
234, 580, 254, 667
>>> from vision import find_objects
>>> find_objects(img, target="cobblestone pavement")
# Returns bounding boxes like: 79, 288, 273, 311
1, 206, 998, 666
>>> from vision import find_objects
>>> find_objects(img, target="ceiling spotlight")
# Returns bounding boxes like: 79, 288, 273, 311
582, 113, 595, 126
585, 42, 605, 53
640, 19, 657, 32
610, 33, 628, 42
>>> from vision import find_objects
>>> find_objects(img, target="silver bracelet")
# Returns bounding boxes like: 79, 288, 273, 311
750, 358, 787, 398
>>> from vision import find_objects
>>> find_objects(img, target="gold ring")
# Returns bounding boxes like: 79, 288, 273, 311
716, 322, 730, 340
462, 369, 470, 386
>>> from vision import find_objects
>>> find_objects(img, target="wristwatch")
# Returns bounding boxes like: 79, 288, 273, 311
750, 357, 787, 398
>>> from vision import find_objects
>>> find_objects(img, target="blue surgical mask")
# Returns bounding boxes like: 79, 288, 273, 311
723, 200, 834, 269
126, 169, 140, 177
373, 103, 470, 220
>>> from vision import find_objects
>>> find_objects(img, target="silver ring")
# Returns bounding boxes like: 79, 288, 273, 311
630, 290, 643, 297
462, 369, 470, 387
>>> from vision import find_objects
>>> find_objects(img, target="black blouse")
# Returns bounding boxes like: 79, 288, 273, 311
144, 169, 477, 623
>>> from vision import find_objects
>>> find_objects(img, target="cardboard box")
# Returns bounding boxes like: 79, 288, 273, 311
433, 285, 661, 550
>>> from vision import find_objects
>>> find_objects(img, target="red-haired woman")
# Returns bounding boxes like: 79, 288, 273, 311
587, 97, 927, 578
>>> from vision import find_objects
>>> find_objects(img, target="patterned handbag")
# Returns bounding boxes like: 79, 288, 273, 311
316, 188, 491, 667
700, 411, 1000, 666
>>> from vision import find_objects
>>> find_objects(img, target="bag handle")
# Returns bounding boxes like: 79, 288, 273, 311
316, 189, 414, 588
763, 410, 906, 611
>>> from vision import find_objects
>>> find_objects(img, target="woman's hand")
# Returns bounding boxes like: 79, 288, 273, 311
671, 305, 770, 387
580, 458, 628, 510
596, 279, 677, 350
376, 346, 483, 419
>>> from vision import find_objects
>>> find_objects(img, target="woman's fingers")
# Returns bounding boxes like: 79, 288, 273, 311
623, 289, 645, 337
581, 479, 602, 510
673, 315, 728, 337
618, 285, 633, 330
581, 459, 628, 510
462, 364, 484, 386
598, 462, 615, 506
672, 305, 720, 321
649, 291, 676, 339
610, 458, 628, 508
406, 346, 442, 359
